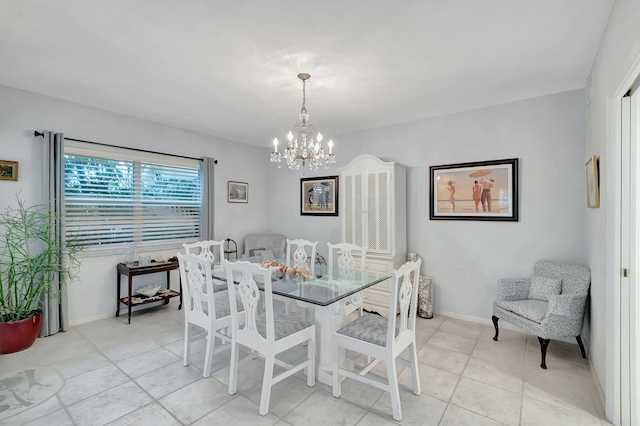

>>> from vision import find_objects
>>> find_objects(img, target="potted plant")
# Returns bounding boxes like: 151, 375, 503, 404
0, 196, 82, 354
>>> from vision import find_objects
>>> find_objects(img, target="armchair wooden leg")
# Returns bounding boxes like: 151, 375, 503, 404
538, 337, 550, 369
576, 335, 587, 359
491, 315, 499, 341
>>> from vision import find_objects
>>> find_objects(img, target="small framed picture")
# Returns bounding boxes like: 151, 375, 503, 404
430, 158, 519, 221
300, 176, 339, 216
584, 155, 599, 208
0, 160, 18, 181
227, 181, 248, 203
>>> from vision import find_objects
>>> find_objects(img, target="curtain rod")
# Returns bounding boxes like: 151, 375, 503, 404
34, 131, 215, 163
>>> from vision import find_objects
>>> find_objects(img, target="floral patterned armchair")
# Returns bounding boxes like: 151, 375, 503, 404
492, 260, 591, 369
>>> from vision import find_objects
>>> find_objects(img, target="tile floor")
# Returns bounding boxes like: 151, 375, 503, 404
0, 301, 610, 425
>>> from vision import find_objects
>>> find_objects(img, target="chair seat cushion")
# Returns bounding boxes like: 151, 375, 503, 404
528, 275, 562, 301
256, 314, 312, 340
203, 296, 244, 319
336, 313, 398, 347
495, 299, 548, 323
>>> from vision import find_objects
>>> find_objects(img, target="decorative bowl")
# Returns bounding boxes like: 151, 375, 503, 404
136, 285, 161, 297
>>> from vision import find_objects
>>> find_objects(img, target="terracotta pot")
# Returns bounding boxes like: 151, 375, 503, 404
0, 311, 42, 354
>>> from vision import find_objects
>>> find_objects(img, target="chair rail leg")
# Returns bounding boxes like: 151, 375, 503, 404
491, 315, 499, 341
538, 337, 550, 369
576, 335, 587, 359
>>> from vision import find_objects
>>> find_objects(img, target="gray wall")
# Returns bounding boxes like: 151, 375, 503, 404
0, 84, 268, 323
267, 89, 588, 322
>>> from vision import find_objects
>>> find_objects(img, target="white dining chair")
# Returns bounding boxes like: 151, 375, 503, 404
183, 240, 225, 269
177, 253, 244, 378
327, 242, 368, 318
332, 258, 422, 421
282, 238, 318, 316
223, 259, 316, 416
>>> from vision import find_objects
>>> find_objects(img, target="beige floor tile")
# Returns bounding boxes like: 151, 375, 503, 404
285, 391, 367, 426
472, 340, 526, 367
0, 349, 39, 374
66, 381, 153, 426
439, 318, 484, 339
243, 375, 316, 418
372, 388, 447, 425
212, 355, 267, 393
31, 336, 97, 366
462, 356, 524, 394
22, 408, 74, 426
193, 395, 279, 425
117, 346, 181, 378
479, 325, 527, 351
418, 343, 470, 374
355, 411, 397, 425
398, 362, 460, 402
521, 392, 602, 425
427, 330, 477, 354
58, 364, 129, 405
134, 360, 202, 399
49, 351, 112, 379
440, 404, 506, 426
108, 402, 181, 426
159, 377, 235, 424
450, 377, 521, 426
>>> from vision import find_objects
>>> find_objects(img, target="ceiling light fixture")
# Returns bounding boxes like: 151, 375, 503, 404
271, 73, 335, 171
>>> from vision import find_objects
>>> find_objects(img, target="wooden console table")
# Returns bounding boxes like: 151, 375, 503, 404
116, 261, 182, 324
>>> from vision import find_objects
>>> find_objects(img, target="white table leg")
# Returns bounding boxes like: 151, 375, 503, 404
312, 301, 345, 386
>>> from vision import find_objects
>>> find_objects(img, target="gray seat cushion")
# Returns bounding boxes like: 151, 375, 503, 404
203, 296, 244, 319
336, 313, 398, 347
255, 314, 312, 340
495, 299, 548, 323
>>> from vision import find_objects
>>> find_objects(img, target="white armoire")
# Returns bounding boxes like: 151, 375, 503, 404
339, 154, 407, 317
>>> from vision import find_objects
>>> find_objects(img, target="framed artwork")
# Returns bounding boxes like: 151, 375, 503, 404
227, 181, 248, 203
585, 155, 600, 208
300, 175, 339, 216
430, 158, 519, 221
0, 160, 18, 181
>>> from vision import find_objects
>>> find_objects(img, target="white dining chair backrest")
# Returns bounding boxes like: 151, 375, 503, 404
223, 259, 316, 416
286, 239, 318, 276
183, 240, 225, 269
327, 242, 367, 274
177, 252, 239, 378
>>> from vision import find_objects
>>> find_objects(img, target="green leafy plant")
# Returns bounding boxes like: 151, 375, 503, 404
0, 196, 82, 322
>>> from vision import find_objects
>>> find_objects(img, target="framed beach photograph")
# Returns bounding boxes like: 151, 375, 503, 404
430, 158, 519, 221
300, 176, 339, 216
227, 181, 248, 203
0, 160, 18, 181
584, 155, 599, 208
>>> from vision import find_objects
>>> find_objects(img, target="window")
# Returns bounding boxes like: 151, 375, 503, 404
64, 142, 202, 249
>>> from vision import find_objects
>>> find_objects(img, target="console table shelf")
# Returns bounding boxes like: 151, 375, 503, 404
116, 261, 182, 324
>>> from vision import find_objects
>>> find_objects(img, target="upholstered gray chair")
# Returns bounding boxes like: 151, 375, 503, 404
491, 260, 591, 369
243, 234, 286, 259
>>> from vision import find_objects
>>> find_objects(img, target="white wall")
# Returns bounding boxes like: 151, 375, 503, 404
586, 0, 640, 418
0, 84, 268, 324
268, 89, 587, 321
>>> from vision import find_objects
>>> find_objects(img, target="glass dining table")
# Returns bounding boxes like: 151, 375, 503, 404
213, 257, 391, 385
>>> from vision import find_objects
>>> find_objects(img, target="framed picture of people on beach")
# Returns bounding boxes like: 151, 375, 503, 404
429, 158, 519, 221
300, 175, 339, 216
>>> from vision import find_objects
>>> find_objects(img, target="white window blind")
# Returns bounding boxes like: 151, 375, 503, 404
64, 144, 202, 248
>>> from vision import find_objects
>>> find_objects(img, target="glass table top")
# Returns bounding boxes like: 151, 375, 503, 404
212, 257, 391, 307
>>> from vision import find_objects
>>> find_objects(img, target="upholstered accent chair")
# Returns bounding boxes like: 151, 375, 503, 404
492, 260, 591, 369
243, 234, 287, 259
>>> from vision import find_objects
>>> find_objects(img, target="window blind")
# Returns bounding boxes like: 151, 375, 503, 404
64, 150, 202, 248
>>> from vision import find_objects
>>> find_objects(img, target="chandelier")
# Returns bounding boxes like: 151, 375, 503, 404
271, 73, 336, 171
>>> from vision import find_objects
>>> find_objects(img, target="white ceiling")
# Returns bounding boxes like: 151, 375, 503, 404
0, 0, 614, 147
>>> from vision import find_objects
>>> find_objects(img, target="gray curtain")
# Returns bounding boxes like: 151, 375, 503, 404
40, 131, 67, 337
200, 157, 216, 240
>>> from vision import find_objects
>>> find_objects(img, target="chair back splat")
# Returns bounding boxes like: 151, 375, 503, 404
223, 259, 316, 416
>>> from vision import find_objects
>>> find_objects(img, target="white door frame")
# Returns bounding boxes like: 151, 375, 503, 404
609, 55, 640, 425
